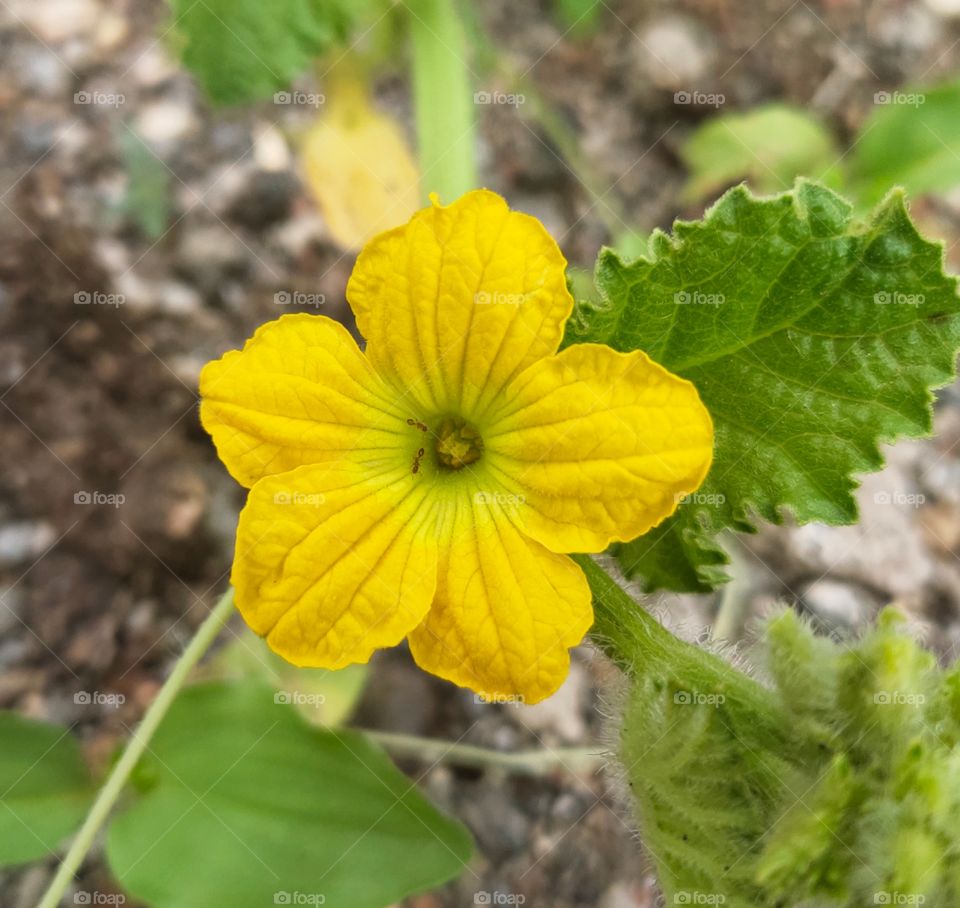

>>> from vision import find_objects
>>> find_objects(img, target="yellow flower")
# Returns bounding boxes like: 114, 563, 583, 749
200, 191, 713, 703
301, 69, 420, 251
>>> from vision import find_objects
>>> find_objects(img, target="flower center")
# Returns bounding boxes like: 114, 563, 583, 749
434, 416, 484, 470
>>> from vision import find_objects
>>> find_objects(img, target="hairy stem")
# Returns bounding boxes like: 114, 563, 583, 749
573, 554, 775, 715
37, 588, 236, 908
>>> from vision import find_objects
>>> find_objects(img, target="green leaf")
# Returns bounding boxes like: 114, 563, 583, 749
169, 0, 351, 106
680, 104, 842, 203
0, 713, 94, 866
206, 628, 369, 726
106, 681, 472, 908
564, 181, 960, 592
849, 79, 960, 206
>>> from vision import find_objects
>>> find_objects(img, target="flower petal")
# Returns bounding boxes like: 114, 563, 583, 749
233, 461, 438, 669
200, 314, 407, 488
485, 343, 714, 553
407, 494, 592, 704
346, 189, 573, 418
301, 74, 420, 250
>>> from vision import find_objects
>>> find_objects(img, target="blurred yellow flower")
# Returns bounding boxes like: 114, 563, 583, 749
301, 72, 419, 250
200, 191, 713, 703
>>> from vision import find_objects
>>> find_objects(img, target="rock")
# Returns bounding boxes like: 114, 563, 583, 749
784, 466, 935, 598
63, 612, 118, 672
156, 280, 202, 315
920, 501, 960, 555
270, 210, 327, 259
917, 456, 960, 506
354, 653, 437, 735
11, 0, 98, 42
130, 45, 179, 88
95, 13, 129, 52
923, 0, 960, 19
800, 578, 878, 632
227, 170, 298, 230
0, 521, 56, 568
510, 193, 568, 245
459, 786, 531, 862
253, 122, 293, 171
14, 864, 50, 908
0, 586, 24, 636
517, 660, 588, 743
135, 98, 198, 150
176, 223, 249, 291
600, 881, 651, 908
12, 45, 71, 98
874, 3, 941, 52
636, 16, 716, 92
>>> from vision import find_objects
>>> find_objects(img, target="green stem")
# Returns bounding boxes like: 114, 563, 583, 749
37, 589, 236, 908
710, 543, 752, 642
363, 729, 602, 775
408, 0, 477, 203
573, 554, 775, 714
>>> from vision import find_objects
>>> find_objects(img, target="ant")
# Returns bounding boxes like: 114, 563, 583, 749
411, 447, 426, 474
407, 418, 429, 474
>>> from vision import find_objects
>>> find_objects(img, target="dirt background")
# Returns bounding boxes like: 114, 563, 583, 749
1, 0, 960, 906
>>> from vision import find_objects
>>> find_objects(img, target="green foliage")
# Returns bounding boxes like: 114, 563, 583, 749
118, 128, 170, 240
551, 0, 603, 34
169, 0, 355, 105
106, 681, 472, 908
564, 181, 960, 592
619, 607, 960, 907
0, 712, 94, 866
680, 80, 960, 210
850, 80, 960, 206
207, 628, 369, 726
680, 104, 842, 202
